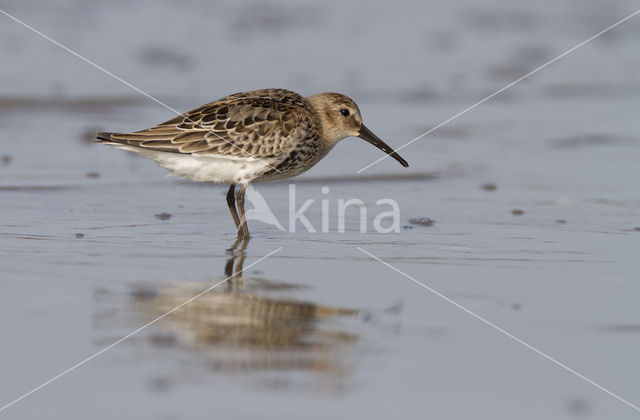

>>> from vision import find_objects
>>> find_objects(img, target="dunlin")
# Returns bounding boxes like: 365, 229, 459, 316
97, 88, 408, 238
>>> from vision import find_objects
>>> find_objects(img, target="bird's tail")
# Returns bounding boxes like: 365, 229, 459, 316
96, 132, 117, 142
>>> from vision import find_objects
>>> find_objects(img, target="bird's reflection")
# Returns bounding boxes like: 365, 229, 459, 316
124, 238, 360, 377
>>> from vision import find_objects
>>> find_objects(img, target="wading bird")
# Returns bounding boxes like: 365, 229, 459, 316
98, 89, 408, 238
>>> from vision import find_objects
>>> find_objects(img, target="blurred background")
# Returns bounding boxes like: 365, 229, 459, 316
1, 0, 639, 419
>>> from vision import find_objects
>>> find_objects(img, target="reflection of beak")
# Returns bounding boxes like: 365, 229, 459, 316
358, 124, 409, 167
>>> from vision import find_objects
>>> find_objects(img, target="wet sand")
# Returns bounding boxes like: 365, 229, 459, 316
1, 1, 640, 419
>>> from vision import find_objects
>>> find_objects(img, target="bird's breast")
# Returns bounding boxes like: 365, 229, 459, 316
254, 137, 332, 182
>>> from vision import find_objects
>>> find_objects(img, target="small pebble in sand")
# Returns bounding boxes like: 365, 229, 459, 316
130, 287, 158, 301
555, 219, 567, 224
86, 171, 100, 178
155, 212, 172, 220
1, 155, 11, 165
409, 217, 435, 226
512, 209, 524, 215
149, 376, 172, 393
401, 225, 414, 230
565, 398, 592, 416
75, 233, 84, 238
149, 332, 177, 347
481, 183, 497, 191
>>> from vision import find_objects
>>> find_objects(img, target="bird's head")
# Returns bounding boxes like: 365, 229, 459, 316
306, 92, 408, 167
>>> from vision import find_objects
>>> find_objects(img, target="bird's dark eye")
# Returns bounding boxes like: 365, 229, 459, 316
340, 109, 350, 117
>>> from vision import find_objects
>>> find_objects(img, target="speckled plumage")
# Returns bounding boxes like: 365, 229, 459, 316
99, 89, 329, 183
97, 88, 408, 238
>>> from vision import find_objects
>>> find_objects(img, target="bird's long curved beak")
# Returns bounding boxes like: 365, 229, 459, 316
358, 124, 409, 167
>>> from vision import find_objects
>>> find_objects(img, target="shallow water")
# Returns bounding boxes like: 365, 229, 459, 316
1, 0, 640, 419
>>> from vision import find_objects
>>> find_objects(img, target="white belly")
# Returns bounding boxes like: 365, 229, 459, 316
107, 143, 271, 184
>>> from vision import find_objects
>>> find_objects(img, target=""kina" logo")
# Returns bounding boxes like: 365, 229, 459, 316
244, 185, 400, 233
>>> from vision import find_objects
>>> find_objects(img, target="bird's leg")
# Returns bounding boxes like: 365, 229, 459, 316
234, 244, 247, 288
224, 234, 249, 290
236, 183, 251, 239
224, 254, 235, 291
226, 184, 242, 235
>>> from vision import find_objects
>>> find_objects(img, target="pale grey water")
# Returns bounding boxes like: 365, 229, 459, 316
1, 0, 640, 419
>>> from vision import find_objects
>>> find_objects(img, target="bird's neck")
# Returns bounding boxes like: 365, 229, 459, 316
305, 95, 341, 147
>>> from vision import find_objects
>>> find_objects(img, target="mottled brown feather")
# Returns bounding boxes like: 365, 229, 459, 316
100, 89, 312, 159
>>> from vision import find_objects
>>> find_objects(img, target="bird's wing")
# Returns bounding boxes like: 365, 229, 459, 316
97, 89, 310, 160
